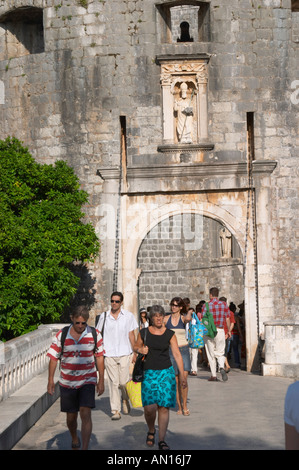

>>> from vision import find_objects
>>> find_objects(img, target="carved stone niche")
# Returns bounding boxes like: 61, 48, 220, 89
156, 54, 213, 160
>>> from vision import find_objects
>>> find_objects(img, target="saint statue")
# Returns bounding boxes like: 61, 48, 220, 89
220, 227, 232, 258
174, 82, 194, 144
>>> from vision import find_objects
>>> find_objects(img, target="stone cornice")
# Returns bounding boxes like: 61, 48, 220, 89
157, 143, 214, 153
156, 54, 211, 64
97, 160, 277, 180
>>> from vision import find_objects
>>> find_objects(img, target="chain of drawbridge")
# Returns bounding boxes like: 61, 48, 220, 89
243, 149, 261, 371
112, 144, 123, 292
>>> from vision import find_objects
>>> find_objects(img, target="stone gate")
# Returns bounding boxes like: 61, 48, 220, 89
0, 0, 298, 376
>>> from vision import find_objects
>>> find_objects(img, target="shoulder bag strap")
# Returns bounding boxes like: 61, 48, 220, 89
101, 311, 107, 337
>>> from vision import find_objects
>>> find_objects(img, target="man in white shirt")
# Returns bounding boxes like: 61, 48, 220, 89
96, 291, 138, 420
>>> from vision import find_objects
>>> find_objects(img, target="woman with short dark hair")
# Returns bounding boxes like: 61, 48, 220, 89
134, 304, 186, 450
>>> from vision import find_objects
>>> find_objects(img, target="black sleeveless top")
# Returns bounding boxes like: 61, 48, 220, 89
140, 328, 174, 371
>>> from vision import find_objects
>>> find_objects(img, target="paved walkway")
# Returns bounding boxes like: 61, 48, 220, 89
12, 366, 294, 451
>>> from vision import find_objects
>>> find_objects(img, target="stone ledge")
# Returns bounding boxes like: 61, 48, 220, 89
97, 160, 277, 181
156, 53, 211, 63
157, 143, 214, 153
262, 363, 299, 379
262, 321, 299, 379
0, 369, 60, 450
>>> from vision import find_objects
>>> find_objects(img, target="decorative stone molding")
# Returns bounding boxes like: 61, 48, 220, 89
97, 160, 277, 181
157, 142, 214, 153
156, 54, 212, 148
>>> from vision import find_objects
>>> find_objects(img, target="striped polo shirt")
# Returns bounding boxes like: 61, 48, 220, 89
47, 325, 104, 389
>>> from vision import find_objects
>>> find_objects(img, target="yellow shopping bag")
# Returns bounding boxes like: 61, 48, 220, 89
125, 380, 143, 408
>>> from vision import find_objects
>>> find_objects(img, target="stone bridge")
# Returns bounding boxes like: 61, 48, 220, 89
0, 322, 298, 450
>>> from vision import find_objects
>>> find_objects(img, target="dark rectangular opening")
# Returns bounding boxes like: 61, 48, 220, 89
291, 0, 299, 12
120, 116, 127, 185
247, 112, 255, 161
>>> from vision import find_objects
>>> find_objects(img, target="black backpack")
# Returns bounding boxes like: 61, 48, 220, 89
60, 325, 97, 358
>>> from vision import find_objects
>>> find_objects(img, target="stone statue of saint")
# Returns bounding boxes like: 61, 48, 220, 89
174, 82, 193, 144
220, 227, 232, 258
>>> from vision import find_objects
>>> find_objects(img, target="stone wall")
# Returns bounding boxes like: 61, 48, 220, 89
263, 321, 299, 378
0, 0, 298, 373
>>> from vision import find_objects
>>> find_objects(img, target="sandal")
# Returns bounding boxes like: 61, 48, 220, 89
183, 409, 190, 416
71, 438, 81, 449
146, 430, 155, 447
158, 440, 170, 450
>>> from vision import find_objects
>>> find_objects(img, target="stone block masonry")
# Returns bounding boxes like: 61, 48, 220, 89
0, 0, 298, 375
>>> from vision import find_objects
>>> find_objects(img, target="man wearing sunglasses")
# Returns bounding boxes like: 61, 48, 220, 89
96, 291, 138, 420
47, 305, 105, 450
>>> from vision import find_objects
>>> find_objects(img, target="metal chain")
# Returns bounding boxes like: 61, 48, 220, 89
112, 131, 124, 291
245, 129, 261, 372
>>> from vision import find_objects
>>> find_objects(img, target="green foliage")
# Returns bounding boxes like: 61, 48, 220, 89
0, 137, 100, 340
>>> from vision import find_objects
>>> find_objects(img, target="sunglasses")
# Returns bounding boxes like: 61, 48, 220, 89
75, 321, 87, 325
111, 300, 121, 303
170, 303, 179, 307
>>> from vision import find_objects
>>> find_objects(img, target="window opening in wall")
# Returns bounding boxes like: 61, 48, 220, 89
0, 6, 44, 60
156, 1, 210, 44
247, 112, 255, 162
177, 21, 194, 42
120, 115, 128, 190
120, 115, 127, 170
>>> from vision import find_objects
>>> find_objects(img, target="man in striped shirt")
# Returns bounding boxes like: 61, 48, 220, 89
202, 287, 231, 382
47, 305, 104, 450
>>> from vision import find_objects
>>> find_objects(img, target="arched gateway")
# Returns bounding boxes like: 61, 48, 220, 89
137, 213, 243, 309
118, 193, 259, 372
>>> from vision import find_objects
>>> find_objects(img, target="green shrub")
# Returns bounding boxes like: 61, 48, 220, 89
0, 137, 100, 340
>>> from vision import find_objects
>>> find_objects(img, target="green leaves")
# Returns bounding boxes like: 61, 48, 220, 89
0, 137, 100, 340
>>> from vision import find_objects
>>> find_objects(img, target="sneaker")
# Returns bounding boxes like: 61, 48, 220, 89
111, 411, 121, 420
220, 368, 228, 382
122, 399, 130, 415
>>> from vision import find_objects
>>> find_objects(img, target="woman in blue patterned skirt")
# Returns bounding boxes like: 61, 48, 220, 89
134, 305, 186, 450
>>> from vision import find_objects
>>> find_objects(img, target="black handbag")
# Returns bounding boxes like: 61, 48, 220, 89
132, 328, 147, 383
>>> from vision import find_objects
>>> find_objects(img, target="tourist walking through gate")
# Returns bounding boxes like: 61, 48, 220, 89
231, 303, 243, 368
202, 288, 231, 382
219, 297, 235, 373
134, 305, 187, 450
139, 307, 149, 329
164, 297, 191, 415
96, 291, 138, 420
47, 305, 105, 450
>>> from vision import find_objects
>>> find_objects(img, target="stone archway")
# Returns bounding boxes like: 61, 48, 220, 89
120, 193, 259, 371
137, 213, 243, 310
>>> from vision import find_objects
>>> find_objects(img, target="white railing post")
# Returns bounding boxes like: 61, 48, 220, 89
0, 324, 65, 402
